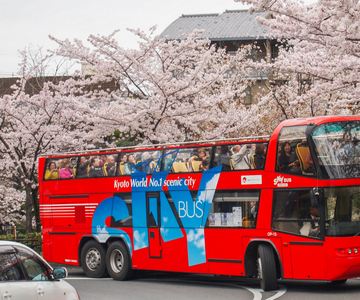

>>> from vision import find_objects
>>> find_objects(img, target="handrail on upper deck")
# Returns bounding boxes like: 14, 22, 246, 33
39, 135, 270, 158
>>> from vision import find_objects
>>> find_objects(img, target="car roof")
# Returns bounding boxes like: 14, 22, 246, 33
0, 240, 32, 248
0, 240, 51, 268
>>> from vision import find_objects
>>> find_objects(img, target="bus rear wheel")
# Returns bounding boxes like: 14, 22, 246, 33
106, 241, 133, 281
80, 240, 108, 278
257, 243, 278, 291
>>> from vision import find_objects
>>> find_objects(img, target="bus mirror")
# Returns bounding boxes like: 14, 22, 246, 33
310, 187, 324, 207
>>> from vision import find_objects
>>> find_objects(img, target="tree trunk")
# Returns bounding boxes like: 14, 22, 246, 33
32, 187, 41, 232
25, 185, 33, 234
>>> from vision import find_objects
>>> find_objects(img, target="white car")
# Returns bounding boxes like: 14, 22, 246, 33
0, 240, 80, 300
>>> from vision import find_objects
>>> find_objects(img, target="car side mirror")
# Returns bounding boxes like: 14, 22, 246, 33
52, 267, 68, 280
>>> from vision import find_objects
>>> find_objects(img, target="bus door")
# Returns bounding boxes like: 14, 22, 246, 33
273, 189, 326, 279
147, 192, 162, 258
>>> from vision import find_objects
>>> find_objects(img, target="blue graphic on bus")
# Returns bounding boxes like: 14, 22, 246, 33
91, 150, 221, 266
91, 196, 132, 254
131, 150, 222, 266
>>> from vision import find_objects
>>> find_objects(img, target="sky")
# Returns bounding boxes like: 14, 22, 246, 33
0, 0, 250, 77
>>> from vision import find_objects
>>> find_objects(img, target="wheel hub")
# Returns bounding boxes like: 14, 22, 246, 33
110, 249, 124, 273
86, 248, 101, 271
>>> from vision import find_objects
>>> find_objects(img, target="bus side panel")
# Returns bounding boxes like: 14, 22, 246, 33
40, 196, 52, 262
49, 233, 78, 265
290, 242, 326, 279
205, 228, 244, 276
43, 193, 107, 265
132, 228, 210, 273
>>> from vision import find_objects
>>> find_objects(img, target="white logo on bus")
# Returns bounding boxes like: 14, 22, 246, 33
274, 176, 291, 187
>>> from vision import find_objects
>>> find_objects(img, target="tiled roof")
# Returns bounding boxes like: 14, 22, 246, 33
160, 10, 272, 41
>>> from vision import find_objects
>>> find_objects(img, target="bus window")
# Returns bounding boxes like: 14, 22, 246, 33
123, 150, 161, 175
325, 186, 360, 237
272, 189, 320, 238
77, 153, 119, 178
44, 156, 78, 180
166, 146, 212, 173
276, 125, 314, 176
206, 190, 260, 228
311, 121, 360, 179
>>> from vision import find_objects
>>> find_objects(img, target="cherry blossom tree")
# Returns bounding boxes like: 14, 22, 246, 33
0, 55, 114, 232
1, 29, 260, 232
50, 28, 260, 143
0, 183, 25, 227
237, 0, 360, 128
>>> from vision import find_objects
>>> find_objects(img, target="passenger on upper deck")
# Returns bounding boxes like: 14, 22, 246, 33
104, 155, 116, 176
139, 151, 159, 174
253, 144, 267, 169
200, 159, 210, 171
231, 144, 255, 170
99, 155, 106, 166
278, 142, 300, 174
45, 161, 59, 180
77, 157, 89, 178
59, 159, 73, 179
89, 157, 103, 178
124, 154, 136, 174
216, 145, 231, 171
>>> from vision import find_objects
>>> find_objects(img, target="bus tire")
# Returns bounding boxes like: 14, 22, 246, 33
106, 241, 133, 281
80, 240, 108, 278
257, 243, 278, 291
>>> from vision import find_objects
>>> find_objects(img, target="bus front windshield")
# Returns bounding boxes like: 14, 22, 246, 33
326, 186, 360, 237
311, 121, 360, 179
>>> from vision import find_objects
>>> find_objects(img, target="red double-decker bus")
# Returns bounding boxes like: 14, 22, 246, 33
39, 116, 360, 291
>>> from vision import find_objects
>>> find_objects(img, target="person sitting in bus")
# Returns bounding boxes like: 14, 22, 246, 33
199, 159, 210, 171
187, 148, 207, 171
99, 154, 106, 166
59, 159, 73, 179
231, 144, 254, 170
89, 157, 103, 178
253, 144, 267, 169
216, 145, 231, 171
349, 137, 360, 164
249, 201, 257, 221
76, 156, 89, 178
278, 142, 300, 174
120, 153, 127, 165
44, 161, 59, 180
139, 151, 159, 174
104, 155, 116, 176
123, 154, 136, 174
300, 206, 320, 237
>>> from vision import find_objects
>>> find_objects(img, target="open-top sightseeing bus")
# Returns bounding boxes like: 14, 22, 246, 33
38, 116, 360, 291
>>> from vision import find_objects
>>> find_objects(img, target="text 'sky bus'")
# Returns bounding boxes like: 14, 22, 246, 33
38, 116, 360, 291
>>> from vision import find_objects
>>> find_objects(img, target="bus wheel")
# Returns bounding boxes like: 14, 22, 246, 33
80, 240, 108, 278
257, 243, 278, 291
106, 241, 133, 281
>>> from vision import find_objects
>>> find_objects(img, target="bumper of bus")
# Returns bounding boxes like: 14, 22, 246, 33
326, 242, 360, 280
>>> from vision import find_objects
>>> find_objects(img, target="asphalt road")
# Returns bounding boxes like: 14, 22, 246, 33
58, 264, 360, 300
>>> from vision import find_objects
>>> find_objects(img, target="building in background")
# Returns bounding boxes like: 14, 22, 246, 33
161, 10, 277, 106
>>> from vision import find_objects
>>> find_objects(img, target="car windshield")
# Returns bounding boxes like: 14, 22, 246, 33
311, 121, 360, 179
325, 186, 360, 237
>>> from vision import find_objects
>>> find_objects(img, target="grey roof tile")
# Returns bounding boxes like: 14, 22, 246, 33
160, 10, 271, 41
